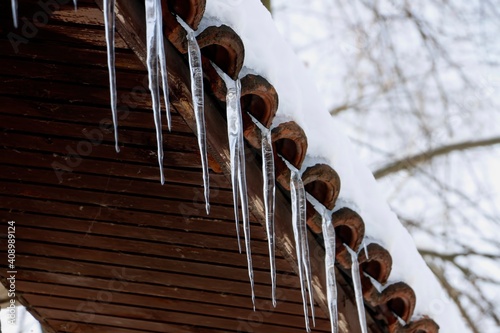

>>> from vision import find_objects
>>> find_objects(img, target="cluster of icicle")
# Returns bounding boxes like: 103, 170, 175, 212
96, 2, 370, 332
101, 0, 209, 211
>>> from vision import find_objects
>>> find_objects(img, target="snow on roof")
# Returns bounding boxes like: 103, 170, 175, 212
202, 1, 468, 332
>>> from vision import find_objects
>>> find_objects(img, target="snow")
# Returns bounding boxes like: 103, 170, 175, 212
103, 0, 119, 153
202, 1, 469, 331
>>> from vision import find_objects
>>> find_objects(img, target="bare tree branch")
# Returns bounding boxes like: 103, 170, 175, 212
261, 0, 271, 13
428, 263, 480, 333
374, 136, 500, 179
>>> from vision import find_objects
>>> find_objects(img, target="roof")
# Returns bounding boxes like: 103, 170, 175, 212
0, 0, 464, 332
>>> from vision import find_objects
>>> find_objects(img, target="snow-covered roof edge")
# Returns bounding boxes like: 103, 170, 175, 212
196, 1, 468, 332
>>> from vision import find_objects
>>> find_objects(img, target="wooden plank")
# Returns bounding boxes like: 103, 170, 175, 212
0, 56, 147, 90
38, 307, 225, 333
16, 241, 297, 289
50, 3, 106, 26
0, 40, 144, 71
31, 23, 129, 49
15, 271, 309, 316
3, 208, 263, 241
8, 221, 270, 258
0, 164, 233, 204
0, 114, 199, 152
0, 96, 193, 134
0, 181, 236, 221
0, 149, 229, 187
12, 254, 302, 301
26, 295, 321, 333
0, 209, 281, 270
0, 131, 205, 170
17, 280, 329, 329
46, 319, 160, 333
0, 76, 152, 109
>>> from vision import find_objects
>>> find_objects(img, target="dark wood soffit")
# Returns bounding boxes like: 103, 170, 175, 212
95, 0, 385, 332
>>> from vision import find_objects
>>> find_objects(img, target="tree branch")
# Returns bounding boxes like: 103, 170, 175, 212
374, 136, 500, 179
261, 0, 271, 13
428, 263, 480, 333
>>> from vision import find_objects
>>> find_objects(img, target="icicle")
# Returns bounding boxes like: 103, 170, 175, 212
247, 112, 277, 306
73, 0, 77, 11
225, 80, 242, 253
363, 240, 369, 260
235, 79, 255, 310
11, 0, 18, 28
156, 1, 171, 131
261, 128, 277, 307
177, 16, 210, 214
145, 0, 165, 184
103, 0, 120, 153
215, 62, 255, 309
290, 167, 311, 332
302, 208, 316, 328
345, 245, 368, 333
322, 210, 338, 333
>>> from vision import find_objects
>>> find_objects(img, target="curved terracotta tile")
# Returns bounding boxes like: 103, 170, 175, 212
398, 317, 439, 333
331, 208, 365, 268
302, 164, 341, 233
372, 282, 417, 332
358, 243, 392, 299
271, 121, 308, 190
240, 74, 279, 148
197, 25, 245, 80
161, 0, 206, 51
303, 164, 341, 209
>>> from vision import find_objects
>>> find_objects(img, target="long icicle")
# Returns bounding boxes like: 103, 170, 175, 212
186, 29, 210, 214
261, 128, 276, 306
297, 169, 316, 327
226, 82, 242, 253
235, 79, 255, 310
214, 63, 255, 307
11, 0, 18, 28
145, 0, 165, 184
73, 0, 77, 11
322, 210, 338, 333
291, 168, 310, 332
345, 245, 368, 333
103, 0, 119, 153
156, 0, 171, 131
298, 189, 316, 327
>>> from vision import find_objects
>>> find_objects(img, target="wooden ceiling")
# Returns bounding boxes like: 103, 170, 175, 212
0, 0, 392, 332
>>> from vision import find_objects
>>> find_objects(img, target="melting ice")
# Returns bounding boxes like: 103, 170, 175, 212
261, 128, 276, 306
213, 64, 255, 309
11, 0, 17, 28
177, 16, 210, 214
345, 244, 368, 333
322, 210, 338, 333
103, 0, 119, 153
289, 165, 315, 331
